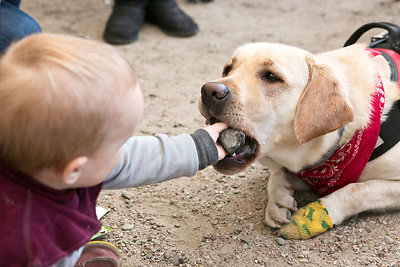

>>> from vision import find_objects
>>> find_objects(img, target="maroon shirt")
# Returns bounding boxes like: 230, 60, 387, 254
0, 162, 102, 267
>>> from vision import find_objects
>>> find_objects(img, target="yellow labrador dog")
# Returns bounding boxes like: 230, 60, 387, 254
199, 42, 400, 239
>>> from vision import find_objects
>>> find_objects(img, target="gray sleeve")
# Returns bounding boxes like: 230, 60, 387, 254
190, 129, 218, 170
103, 133, 199, 189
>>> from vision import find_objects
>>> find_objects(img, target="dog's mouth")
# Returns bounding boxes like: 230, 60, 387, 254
209, 117, 259, 175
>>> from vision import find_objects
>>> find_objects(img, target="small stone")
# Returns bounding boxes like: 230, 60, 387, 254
240, 239, 249, 249
233, 229, 242, 235
121, 191, 134, 200
164, 252, 171, 259
121, 223, 134, 231
218, 128, 246, 155
384, 236, 394, 244
276, 237, 286, 246
172, 255, 180, 266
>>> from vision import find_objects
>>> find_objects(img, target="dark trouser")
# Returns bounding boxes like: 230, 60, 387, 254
0, 0, 41, 53
115, 0, 169, 5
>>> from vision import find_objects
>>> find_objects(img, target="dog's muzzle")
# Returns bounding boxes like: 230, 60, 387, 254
200, 81, 259, 175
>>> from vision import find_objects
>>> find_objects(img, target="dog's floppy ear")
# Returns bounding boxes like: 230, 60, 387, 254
294, 56, 354, 144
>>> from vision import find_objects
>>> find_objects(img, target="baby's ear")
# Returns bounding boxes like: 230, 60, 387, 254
62, 156, 88, 185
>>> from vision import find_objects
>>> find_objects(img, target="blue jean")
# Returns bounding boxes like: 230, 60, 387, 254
0, 0, 41, 53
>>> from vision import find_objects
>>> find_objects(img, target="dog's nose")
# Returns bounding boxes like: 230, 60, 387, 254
201, 82, 231, 115
201, 82, 229, 99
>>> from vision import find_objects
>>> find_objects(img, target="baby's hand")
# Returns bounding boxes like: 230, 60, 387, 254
202, 122, 228, 160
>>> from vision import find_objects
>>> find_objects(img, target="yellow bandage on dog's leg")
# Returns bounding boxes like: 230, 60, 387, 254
279, 200, 332, 240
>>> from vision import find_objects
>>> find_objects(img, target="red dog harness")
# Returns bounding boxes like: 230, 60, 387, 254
296, 49, 386, 196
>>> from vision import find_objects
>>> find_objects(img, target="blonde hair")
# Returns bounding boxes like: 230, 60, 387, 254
0, 33, 137, 173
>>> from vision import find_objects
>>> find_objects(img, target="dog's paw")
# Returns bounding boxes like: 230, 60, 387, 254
278, 200, 333, 240
264, 197, 297, 228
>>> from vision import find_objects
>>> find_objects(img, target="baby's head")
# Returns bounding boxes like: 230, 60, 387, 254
0, 33, 143, 189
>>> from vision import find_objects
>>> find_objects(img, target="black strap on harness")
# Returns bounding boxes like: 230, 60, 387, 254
344, 22, 400, 53
344, 22, 400, 161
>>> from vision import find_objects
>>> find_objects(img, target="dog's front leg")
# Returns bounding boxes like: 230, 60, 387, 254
321, 179, 400, 225
264, 168, 309, 228
279, 179, 400, 239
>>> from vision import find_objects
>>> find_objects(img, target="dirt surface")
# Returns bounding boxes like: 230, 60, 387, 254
23, 0, 400, 266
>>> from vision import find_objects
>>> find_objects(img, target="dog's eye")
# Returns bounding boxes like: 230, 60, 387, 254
223, 65, 232, 77
262, 71, 282, 83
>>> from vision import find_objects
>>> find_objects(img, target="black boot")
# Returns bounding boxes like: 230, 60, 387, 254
145, 0, 198, 37
186, 0, 214, 3
103, 0, 147, 44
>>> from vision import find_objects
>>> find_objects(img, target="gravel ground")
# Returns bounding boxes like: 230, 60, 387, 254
22, 0, 400, 266
96, 168, 400, 267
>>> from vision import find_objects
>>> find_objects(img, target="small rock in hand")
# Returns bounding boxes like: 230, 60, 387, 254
218, 128, 245, 155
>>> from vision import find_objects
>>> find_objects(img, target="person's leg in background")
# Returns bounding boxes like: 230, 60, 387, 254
103, 0, 198, 45
145, 0, 198, 37
0, 0, 42, 53
103, 0, 147, 44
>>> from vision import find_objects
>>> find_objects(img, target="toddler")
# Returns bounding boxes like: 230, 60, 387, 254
0, 33, 227, 267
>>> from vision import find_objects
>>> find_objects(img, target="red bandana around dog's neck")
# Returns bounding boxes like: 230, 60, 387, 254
296, 50, 385, 196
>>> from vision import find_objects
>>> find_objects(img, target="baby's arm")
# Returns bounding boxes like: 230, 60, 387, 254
103, 123, 227, 189
191, 122, 227, 168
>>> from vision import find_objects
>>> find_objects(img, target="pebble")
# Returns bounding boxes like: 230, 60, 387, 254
241, 239, 249, 249
384, 236, 394, 244
298, 258, 309, 263
121, 223, 134, 231
172, 255, 180, 266
233, 229, 242, 235
121, 191, 134, 200
218, 128, 246, 155
276, 237, 286, 246
164, 252, 171, 259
